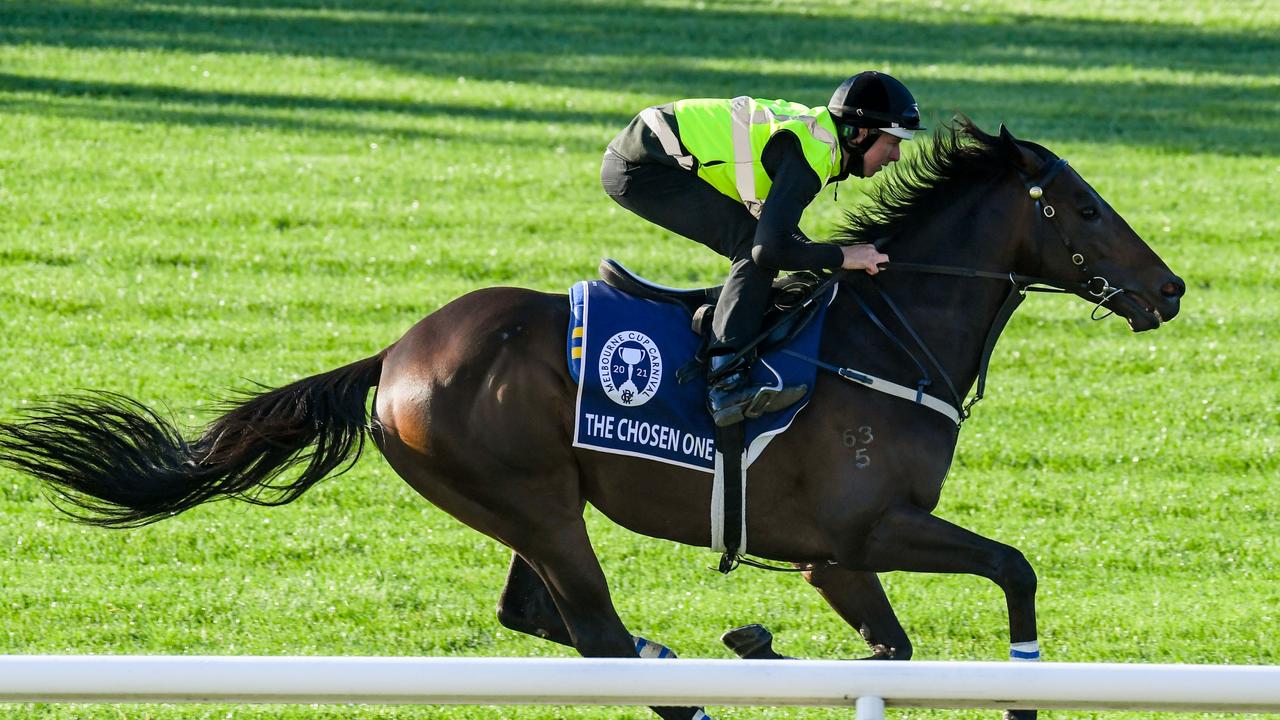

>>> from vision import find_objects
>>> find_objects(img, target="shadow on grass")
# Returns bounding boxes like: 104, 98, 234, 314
0, 0, 1276, 154
0, 73, 626, 149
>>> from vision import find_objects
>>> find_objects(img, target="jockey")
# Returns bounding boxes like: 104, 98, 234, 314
601, 71, 924, 426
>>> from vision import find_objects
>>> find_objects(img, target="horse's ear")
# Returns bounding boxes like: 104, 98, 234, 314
999, 123, 1043, 174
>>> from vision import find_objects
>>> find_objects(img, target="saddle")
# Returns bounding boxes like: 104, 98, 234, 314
598, 258, 826, 361
575, 261, 835, 573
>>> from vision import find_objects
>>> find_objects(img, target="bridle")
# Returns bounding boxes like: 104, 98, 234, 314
781, 154, 1133, 426
722, 155, 1136, 574
896, 154, 1142, 420
1022, 157, 1125, 320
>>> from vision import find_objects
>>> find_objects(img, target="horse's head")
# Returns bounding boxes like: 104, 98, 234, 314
995, 125, 1185, 331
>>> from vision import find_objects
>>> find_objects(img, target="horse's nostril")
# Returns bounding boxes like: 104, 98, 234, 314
1160, 279, 1185, 299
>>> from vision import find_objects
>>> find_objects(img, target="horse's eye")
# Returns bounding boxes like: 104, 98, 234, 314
1081, 206, 1099, 220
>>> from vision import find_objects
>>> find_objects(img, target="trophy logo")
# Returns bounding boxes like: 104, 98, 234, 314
598, 331, 662, 407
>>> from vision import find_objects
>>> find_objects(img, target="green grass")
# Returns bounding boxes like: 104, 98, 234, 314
1, 0, 1278, 718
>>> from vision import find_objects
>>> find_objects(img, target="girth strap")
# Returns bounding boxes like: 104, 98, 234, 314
713, 422, 747, 572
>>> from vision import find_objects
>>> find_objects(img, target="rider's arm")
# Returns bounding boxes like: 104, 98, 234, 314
755, 133, 887, 274
752, 133, 844, 271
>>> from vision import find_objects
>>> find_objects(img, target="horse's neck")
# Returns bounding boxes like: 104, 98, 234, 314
832, 181, 1030, 399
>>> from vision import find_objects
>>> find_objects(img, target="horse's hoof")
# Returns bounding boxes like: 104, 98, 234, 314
720, 624, 784, 659
1004, 709, 1037, 720
868, 643, 896, 660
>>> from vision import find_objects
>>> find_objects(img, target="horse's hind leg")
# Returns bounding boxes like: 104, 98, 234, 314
497, 553, 571, 646
803, 565, 911, 659
516, 520, 708, 720
499, 551, 683, 658
722, 565, 910, 661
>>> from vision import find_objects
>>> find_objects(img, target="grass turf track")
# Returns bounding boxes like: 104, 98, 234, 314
0, 1, 1277, 718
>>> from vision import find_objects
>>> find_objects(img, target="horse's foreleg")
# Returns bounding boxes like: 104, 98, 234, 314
851, 505, 1037, 648
848, 504, 1038, 719
803, 565, 912, 660
518, 522, 710, 720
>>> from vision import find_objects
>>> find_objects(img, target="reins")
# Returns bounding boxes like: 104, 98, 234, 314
873, 262, 1075, 423
728, 153, 1138, 573
787, 155, 1130, 427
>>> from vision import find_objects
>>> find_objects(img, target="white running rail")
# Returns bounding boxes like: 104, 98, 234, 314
1, 657, 1279, 719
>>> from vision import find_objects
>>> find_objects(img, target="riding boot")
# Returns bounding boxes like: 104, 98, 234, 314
706, 354, 808, 427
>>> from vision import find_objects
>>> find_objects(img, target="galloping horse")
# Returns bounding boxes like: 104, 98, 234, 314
0, 120, 1183, 720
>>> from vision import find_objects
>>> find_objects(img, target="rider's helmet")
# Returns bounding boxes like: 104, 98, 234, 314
828, 71, 923, 141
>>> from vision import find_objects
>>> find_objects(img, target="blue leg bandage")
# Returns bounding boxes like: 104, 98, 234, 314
1010, 640, 1041, 661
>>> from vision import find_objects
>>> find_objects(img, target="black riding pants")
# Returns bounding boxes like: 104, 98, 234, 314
600, 149, 776, 355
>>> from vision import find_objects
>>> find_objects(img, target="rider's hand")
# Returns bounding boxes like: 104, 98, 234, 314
841, 244, 889, 274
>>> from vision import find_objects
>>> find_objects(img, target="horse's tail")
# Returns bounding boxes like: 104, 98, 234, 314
0, 353, 384, 528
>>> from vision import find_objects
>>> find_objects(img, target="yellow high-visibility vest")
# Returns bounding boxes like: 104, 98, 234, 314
659, 97, 843, 217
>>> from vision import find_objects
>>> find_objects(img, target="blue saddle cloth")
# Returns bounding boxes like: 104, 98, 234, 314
567, 280, 832, 473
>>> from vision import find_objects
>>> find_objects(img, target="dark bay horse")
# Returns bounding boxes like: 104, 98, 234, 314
0, 120, 1183, 720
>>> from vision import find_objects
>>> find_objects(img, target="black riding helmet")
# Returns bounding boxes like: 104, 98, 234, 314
828, 71, 923, 141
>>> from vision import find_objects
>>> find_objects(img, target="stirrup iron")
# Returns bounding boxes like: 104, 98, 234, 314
743, 384, 807, 419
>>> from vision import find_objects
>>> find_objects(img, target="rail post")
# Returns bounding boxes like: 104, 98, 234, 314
855, 695, 885, 720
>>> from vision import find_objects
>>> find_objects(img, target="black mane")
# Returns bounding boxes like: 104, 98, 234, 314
832, 117, 1048, 246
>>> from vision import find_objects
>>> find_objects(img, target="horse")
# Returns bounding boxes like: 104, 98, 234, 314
0, 119, 1184, 720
